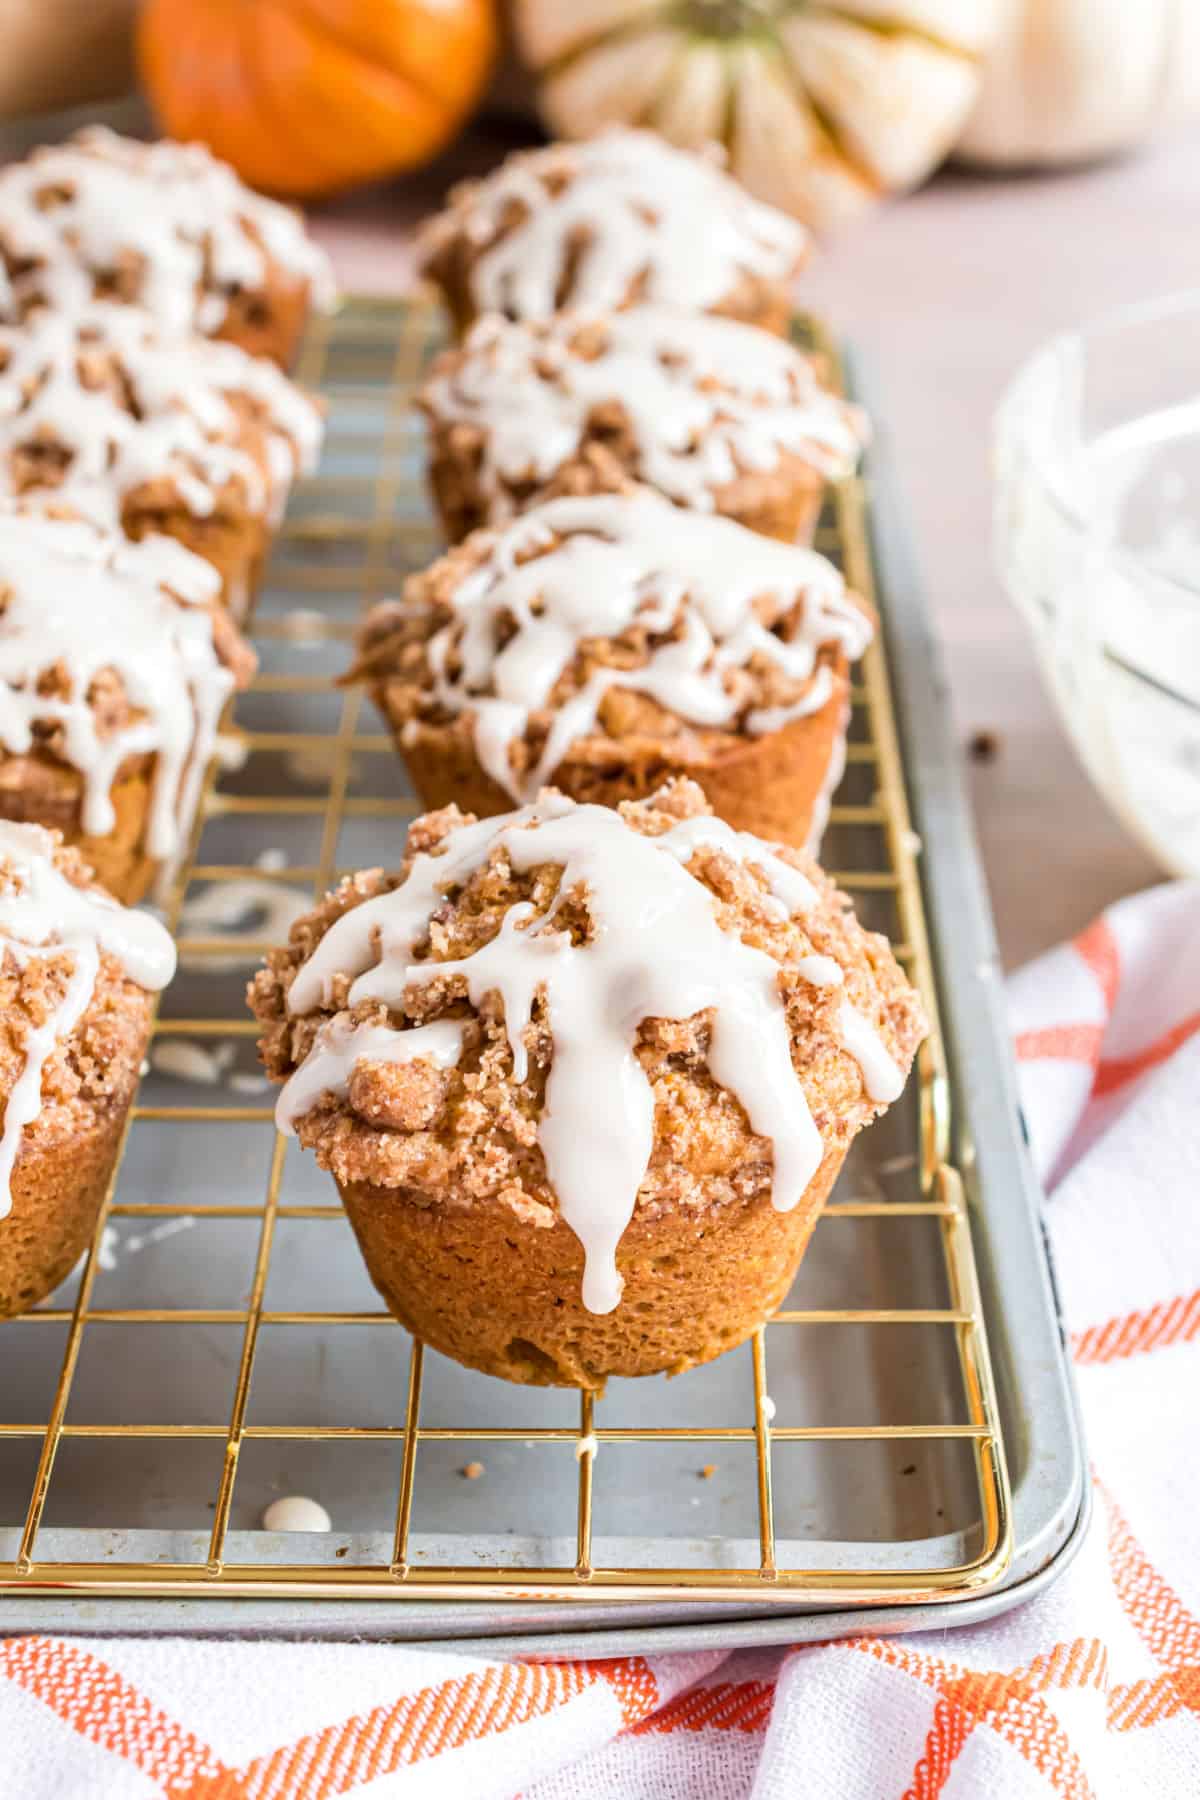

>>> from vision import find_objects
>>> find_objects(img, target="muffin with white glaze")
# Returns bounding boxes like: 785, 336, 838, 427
0, 512, 255, 903
0, 822, 175, 1317
353, 487, 871, 852
418, 129, 809, 338
420, 307, 868, 547
250, 780, 925, 1387
0, 128, 335, 367
0, 304, 323, 616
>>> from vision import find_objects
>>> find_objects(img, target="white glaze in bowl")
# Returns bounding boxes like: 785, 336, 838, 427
995, 293, 1200, 876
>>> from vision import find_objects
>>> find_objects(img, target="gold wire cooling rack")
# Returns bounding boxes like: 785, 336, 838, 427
0, 296, 1012, 1608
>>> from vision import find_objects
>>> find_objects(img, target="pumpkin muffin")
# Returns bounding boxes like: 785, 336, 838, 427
0, 127, 335, 366
0, 511, 255, 903
250, 780, 925, 1388
353, 487, 872, 852
420, 306, 868, 546
418, 129, 809, 337
0, 304, 323, 616
0, 821, 175, 1318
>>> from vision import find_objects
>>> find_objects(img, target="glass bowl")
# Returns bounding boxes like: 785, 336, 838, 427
994, 293, 1200, 877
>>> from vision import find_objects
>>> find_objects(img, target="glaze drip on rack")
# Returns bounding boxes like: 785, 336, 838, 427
0, 821, 175, 1215
414, 489, 872, 801
424, 306, 866, 514
0, 514, 236, 858
278, 795, 903, 1313
420, 129, 808, 320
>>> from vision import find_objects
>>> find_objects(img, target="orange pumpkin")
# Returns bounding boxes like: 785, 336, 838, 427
137, 0, 498, 199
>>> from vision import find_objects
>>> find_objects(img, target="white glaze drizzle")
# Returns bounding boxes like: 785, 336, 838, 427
0, 305, 323, 529
795, 953, 844, 987
654, 811, 893, 1122
744, 671, 835, 737
0, 820, 175, 1216
276, 1016, 466, 1129
421, 129, 807, 320
0, 127, 335, 337
287, 803, 573, 1017
415, 489, 871, 801
649, 809, 818, 920
424, 307, 866, 517
802, 693, 849, 856
281, 796, 903, 1313
0, 512, 235, 858
837, 1001, 905, 1103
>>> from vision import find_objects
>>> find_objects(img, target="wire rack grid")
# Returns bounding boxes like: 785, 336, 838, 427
0, 296, 1012, 1608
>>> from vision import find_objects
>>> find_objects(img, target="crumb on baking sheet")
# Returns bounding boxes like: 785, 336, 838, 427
968, 729, 1001, 764
261, 1495, 331, 1532
461, 1461, 485, 1480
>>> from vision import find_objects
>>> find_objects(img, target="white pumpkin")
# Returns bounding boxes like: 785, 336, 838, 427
960, 0, 1200, 167
514, 0, 1000, 232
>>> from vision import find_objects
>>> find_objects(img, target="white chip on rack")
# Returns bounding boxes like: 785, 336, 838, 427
261, 1495, 332, 1533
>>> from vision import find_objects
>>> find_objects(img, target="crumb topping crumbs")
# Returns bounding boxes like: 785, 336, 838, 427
352, 489, 872, 800
249, 780, 926, 1237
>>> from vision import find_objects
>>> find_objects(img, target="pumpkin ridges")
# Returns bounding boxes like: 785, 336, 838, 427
540, 30, 687, 141
785, 14, 979, 187
730, 38, 877, 220
138, 0, 497, 201
236, 1, 357, 193
648, 39, 732, 145
810, 2, 993, 59
515, 0, 665, 71
769, 30, 885, 196
138, 0, 264, 149
245, 4, 449, 192
534, 3, 987, 81
285, 0, 497, 112
230, 0, 350, 193
532, 5, 676, 92
156, 0, 342, 194
517, 0, 992, 229
631, 32, 695, 134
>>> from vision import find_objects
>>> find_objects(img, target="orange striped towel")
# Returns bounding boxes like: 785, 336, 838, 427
3, 880, 1199, 1797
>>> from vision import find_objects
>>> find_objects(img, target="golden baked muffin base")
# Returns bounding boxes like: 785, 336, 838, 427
427, 435, 828, 550
426, 250, 797, 345
338, 1141, 844, 1389
123, 497, 271, 623
215, 272, 313, 372
0, 916, 154, 1321
375, 657, 849, 852
0, 1104, 128, 1317
0, 759, 161, 905
0, 573, 254, 903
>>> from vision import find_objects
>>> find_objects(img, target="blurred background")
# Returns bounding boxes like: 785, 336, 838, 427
5, 0, 1199, 964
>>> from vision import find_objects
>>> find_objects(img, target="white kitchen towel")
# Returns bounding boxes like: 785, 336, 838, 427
2, 881, 1198, 1799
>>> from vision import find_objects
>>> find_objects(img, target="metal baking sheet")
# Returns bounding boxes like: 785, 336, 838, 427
0, 310, 1085, 1644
